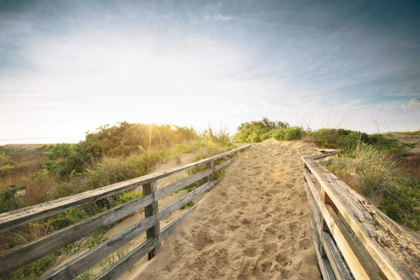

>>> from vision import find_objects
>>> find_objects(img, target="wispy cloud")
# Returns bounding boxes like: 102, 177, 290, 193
401, 97, 420, 110
0, 0, 419, 142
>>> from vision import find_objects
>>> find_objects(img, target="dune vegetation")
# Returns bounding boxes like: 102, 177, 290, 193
0, 122, 236, 279
0, 119, 419, 279
234, 118, 420, 231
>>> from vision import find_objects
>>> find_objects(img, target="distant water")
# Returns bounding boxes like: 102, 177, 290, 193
0, 137, 82, 145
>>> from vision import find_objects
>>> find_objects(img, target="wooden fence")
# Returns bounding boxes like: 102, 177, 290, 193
303, 149, 420, 280
0, 144, 251, 279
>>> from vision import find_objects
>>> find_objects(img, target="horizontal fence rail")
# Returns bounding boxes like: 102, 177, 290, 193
0, 144, 251, 279
303, 149, 420, 280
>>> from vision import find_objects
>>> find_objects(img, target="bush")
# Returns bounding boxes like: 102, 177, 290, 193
85, 122, 196, 157
311, 129, 407, 155
0, 164, 15, 176
234, 118, 289, 143
379, 178, 420, 230
0, 186, 19, 213
44, 122, 197, 178
271, 127, 302, 141
43, 142, 95, 178
323, 141, 420, 230
233, 118, 304, 143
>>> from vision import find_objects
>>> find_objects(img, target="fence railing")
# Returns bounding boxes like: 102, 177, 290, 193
303, 149, 420, 280
0, 144, 251, 279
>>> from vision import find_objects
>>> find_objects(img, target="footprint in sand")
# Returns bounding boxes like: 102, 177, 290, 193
276, 253, 292, 267
131, 140, 321, 280
298, 238, 312, 250
243, 247, 259, 257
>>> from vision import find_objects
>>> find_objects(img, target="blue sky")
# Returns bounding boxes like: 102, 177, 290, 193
1, 0, 420, 143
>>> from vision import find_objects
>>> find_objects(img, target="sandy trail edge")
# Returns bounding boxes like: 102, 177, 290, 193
44, 153, 198, 276
120, 139, 321, 280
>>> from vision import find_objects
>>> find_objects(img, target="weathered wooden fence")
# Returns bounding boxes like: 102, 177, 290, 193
0, 144, 250, 279
303, 149, 420, 280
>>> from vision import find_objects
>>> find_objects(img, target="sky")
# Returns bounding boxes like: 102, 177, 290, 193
1, 0, 420, 144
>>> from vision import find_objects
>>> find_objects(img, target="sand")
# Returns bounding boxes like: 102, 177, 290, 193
120, 139, 321, 280
386, 133, 420, 154
44, 153, 199, 276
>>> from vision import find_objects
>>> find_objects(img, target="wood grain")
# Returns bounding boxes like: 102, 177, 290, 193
304, 153, 420, 280
97, 205, 197, 280
0, 144, 250, 232
143, 181, 160, 260
0, 194, 153, 278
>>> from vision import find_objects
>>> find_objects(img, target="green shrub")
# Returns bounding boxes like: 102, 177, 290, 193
85, 122, 196, 157
312, 129, 406, 155
233, 118, 304, 143
323, 141, 419, 230
43, 142, 95, 178
260, 132, 272, 141
174, 144, 193, 154
85, 229, 108, 249
234, 118, 289, 143
0, 186, 19, 213
43, 122, 197, 178
379, 178, 420, 230
0, 164, 15, 176
271, 127, 302, 141
51, 208, 89, 230
3, 252, 58, 280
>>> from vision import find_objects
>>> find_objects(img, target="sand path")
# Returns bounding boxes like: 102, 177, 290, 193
121, 139, 321, 280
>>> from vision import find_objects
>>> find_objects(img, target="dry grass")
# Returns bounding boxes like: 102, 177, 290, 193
324, 143, 401, 196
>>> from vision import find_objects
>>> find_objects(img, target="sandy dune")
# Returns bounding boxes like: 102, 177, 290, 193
121, 139, 321, 280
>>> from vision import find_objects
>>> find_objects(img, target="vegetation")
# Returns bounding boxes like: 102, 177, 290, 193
0, 118, 418, 278
0, 122, 236, 279
234, 118, 302, 142
316, 130, 420, 230
234, 118, 419, 230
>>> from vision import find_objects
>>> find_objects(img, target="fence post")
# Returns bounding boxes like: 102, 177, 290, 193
207, 160, 214, 183
142, 181, 160, 260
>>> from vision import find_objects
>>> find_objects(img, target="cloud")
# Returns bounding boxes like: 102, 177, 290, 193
213, 14, 231, 21
401, 97, 420, 110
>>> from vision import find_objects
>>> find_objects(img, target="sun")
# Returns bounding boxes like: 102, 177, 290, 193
170, 125, 178, 131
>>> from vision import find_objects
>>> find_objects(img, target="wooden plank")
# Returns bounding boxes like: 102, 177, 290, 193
303, 178, 323, 235
95, 239, 157, 280
303, 179, 370, 279
154, 155, 237, 202
207, 161, 214, 182
309, 150, 342, 161
159, 204, 197, 242
142, 181, 160, 260
1, 167, 224, 276
304, 171, 328, 257
97, 205, 197, 280
0, 194, 153, 278
41, 215, 156, 280
42, 179, 219, 280
0, 144, 250, 232
214, 155, 239, 171
325, 205, 384, 280
304, 157, 420, 280
309, 213, 336, 280
322, 232, 352, 280
304, 170, 323, 229
154, 168, 212, 201
315, 148, 341, 153
155, 180, 218, 222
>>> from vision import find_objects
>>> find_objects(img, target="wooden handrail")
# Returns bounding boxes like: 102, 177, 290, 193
303, 150, 420, 280
0, 144, 251, 278
0, 144, 250, 232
